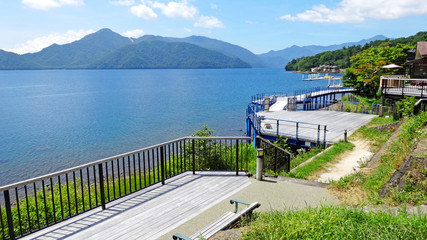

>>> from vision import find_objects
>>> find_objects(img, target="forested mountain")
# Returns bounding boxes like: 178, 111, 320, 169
24, 28, 132, 68
285, 31, 427, 71
91, 40, 250, 69
0, 29, 251, 69
1, 28, 421, 70
258, 35, 388, 68
135, 35, 265, 67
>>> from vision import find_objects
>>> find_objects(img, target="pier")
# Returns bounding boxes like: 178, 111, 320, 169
247, 86, 378, 147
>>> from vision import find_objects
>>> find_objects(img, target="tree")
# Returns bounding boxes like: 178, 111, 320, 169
397, 96, 417, 117
342, 43, 411, 98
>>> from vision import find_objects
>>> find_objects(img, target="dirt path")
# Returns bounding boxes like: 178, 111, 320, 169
316, 139, 373, 183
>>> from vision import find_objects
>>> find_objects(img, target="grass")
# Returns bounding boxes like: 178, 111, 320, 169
330, 111, 427, 205
241, 205, 427, 240
284, 141, 354, 179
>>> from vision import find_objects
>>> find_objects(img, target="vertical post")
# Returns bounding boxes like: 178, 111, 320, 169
98, 164, 106, 210
323, 126, 327, 148
317, 125, 321, 146
256, 148, 263, 181
192, 139, 196, 175
276, 120, 279, 137
422, 82, 424, 98
274, 147, 277, 173
344, 130, 348, 142
296, 122, 299, 141
235, 141, 239, 176
253, 132, 257, 149
160, 146, 165, 185
4, 190, 15, 240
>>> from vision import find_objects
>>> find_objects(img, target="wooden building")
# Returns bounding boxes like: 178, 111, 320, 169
406, 42, 427, 79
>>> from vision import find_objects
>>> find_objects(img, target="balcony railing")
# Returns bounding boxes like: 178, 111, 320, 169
381, 76, 427, 98
0, 136, 251, 240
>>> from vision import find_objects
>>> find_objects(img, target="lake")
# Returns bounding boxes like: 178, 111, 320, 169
0, 69, 330, 186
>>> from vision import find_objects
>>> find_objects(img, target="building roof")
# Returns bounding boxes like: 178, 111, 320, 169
416, 41, 427, 59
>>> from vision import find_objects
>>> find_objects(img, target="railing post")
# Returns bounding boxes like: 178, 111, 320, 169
296, 122, 299, 142
422, 82, 425, 98
274, 147, 278, 173
98, 164, 106, 210
235, 141, 239, 176
160, 146, 165, 185
276, 120, 279, 137
4, 190, 15, 240
192, 139, 196, 175
317, 125, 321, 146
323, 126, 327, 148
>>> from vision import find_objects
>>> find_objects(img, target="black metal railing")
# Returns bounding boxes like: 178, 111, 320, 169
0, 136, 251, 240
381, 77, 427, 97
257, 137, 292, 174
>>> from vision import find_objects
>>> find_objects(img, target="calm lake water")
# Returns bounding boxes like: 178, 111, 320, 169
0, 69, 329, 186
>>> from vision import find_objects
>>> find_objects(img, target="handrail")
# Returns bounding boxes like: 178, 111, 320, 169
0, 136, 249, 192
256, 136, 292, 156
256, 136, 292, 173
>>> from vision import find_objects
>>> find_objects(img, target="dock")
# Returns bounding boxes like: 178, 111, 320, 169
257, 110, 376, 144
247, 86, 378, 147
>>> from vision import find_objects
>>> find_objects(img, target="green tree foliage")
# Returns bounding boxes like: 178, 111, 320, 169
285, 45, 362, 71
342, 43, 411, 98
397, 96, 417, 117
285, 31, 427, 72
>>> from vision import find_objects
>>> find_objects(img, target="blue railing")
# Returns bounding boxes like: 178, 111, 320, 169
251, 86, 355, 113
247, 104, 327, 147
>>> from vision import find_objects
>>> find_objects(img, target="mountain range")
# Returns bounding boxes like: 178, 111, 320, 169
0, 28, 388, 70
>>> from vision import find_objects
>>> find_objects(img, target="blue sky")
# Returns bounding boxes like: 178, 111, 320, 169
1, 0, 427, 54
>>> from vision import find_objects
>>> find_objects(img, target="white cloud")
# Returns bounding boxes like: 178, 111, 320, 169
7, 29, 95, 54
210, 3, 217, 9
122, 29, 145, 38
280, 0, 427, 23
194, 16, 224, 28
22, 0, 84, 10
109, 0, 135, 6
151, 0, 198, 20
130, 3, 158, 20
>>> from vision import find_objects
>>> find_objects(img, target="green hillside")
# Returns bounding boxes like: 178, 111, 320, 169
92, 40, 251, 69
285, 31, 427, 71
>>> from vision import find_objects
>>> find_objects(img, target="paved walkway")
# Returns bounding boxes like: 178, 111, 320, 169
159, 176, 338, 240
258, 111, 376, 144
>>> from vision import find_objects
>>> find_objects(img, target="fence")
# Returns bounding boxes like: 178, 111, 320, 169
247, 105, 328, 147
381, 77, 427, 97
0, 136, 251, 240
302, 100, 380, 114
257, 137, 292, 174
251, 86, 355, 113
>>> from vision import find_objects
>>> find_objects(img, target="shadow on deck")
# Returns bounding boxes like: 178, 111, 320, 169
22, 171, 250, 240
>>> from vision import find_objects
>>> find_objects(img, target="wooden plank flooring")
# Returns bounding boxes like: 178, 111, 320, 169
259, 111, 376, 143
22, 171, 251, 240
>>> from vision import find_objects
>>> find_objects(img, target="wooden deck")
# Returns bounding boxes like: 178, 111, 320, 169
22, 171, 251, 240
258, 110, 376, 143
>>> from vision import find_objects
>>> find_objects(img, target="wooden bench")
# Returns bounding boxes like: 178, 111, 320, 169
172, 199, 261, 240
